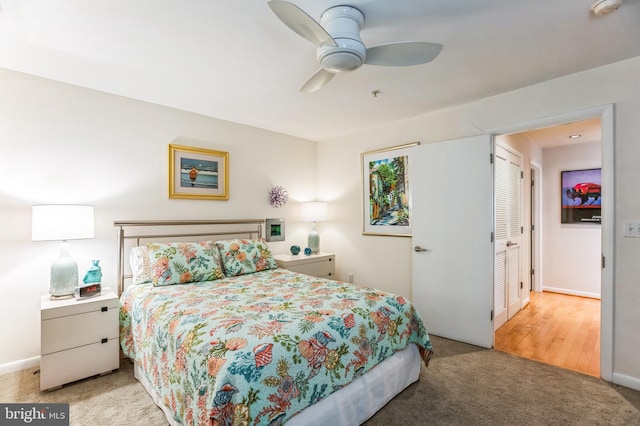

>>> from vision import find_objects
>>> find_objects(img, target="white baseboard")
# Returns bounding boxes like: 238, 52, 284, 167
542, 286, 601, 299
0, 356, 40, 376
613, 372, 640, 391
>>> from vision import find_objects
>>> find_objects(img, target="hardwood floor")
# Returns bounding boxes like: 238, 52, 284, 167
494, 291, 600, 377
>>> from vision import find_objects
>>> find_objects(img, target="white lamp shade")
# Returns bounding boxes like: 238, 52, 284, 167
32, 205, 95, 241
301, 202, 328, 222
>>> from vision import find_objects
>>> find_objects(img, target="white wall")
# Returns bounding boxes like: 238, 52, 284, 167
318, 56, 640, 388
542, 142, 601, 297
0, 69, 318, 369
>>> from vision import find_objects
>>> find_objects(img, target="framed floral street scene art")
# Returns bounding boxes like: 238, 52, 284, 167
169, 144, 229, 200
361, 142, 419, 236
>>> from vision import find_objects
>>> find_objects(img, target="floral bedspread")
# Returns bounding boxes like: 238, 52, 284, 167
120, 268, 433, 425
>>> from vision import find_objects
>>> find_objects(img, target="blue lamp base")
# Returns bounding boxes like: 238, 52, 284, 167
49, 241, 78, 299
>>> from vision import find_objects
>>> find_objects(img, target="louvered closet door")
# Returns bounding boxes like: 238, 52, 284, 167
494, 145, 523, 331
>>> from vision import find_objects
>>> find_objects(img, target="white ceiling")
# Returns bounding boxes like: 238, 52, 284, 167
516, 117, 602, 149
0, 1, 638, 142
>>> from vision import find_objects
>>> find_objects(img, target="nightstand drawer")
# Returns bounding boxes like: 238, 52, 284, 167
41, 291, 119, 320
40, 338, 119, 390
285, 262, 334, 278
274, 253, 335, 279
41, 307, 119, 354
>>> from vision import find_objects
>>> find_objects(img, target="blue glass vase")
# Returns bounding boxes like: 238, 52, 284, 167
83, 260, 103, 285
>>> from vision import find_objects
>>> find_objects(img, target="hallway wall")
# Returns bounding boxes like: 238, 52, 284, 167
542, 141, 602, 298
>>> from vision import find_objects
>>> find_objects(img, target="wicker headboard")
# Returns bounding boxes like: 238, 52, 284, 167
114, 219, 264, 295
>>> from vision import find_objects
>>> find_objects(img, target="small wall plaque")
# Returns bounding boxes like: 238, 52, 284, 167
265, 218, 285, 242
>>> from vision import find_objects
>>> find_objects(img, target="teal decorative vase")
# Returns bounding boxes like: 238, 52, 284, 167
290, 245, 301, 255
304, 247, 312, 256
83, 260, 103, 284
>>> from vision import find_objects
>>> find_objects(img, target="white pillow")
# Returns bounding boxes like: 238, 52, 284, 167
130, 246, 152, 284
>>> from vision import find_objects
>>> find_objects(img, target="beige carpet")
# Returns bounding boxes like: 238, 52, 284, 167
2, 336, 639, 425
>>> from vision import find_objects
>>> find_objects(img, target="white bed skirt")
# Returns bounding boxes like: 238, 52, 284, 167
134, 343, 422, 425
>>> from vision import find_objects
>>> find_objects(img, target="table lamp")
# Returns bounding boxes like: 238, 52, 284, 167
301, 201, 327, 254
32, 205, 95, 299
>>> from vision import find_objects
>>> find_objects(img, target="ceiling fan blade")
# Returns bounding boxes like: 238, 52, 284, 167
365, 42, 443, 66
300, 69, 335, 93
268, 0, 337, 47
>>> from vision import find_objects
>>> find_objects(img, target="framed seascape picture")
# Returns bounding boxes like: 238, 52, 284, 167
561, 168, 601, 224
361, 142, 419, 236
168, 144, 229, 200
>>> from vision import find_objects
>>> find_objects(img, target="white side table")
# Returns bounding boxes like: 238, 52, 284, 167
274, 252, 335, 279
40, 288, 119, 390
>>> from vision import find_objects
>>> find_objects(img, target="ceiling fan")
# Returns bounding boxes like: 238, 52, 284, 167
267, 0, 443, 93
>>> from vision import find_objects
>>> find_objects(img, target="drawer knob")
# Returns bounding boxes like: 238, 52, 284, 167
101, 306, 108, 312
101, 338, 108, 344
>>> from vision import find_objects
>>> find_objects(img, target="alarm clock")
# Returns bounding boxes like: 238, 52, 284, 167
75, 283, 102, 299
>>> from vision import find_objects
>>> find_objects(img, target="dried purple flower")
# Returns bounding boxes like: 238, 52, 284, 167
268, 186, 289, 208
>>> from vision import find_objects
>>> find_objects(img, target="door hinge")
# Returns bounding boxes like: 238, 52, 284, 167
520, 281, 523, 289
531, 179, 535, 187
521, 171, 524, 179
490, 153, 494, 164
530, 268, 535, 276
521, 226, 524, 234
602, 255, 605, 269
490, 232, 494, 243
531, 224, 535, 231
490, 310, 494, 321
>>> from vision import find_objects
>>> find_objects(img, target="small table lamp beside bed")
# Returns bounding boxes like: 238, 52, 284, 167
116, 220, 433, 426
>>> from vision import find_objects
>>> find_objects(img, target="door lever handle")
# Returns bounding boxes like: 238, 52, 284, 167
414, 246, 430, 252
506, 241, 519, 247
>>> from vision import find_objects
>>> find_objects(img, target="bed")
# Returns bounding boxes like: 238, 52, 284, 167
116, 220, 433, 425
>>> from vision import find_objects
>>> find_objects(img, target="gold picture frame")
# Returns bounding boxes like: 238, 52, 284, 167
168, 144, 229, 200
361, 142, 420, 236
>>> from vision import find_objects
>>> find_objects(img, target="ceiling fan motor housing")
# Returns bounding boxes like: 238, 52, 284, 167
317, 6, 366, 73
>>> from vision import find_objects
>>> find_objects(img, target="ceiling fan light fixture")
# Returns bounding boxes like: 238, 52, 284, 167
317, 38, 366, 72
319, 51, 363, 72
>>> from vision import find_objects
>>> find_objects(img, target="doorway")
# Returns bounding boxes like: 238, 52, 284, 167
410, 105, 614, 380
492, 116, 603, 377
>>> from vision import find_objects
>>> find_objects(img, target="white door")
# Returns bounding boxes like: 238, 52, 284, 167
493, 145, 523, 330
411, 135, 494, 348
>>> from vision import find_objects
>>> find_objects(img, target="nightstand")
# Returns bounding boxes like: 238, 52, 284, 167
274, 252, 335, 279
40, 288, 120, 390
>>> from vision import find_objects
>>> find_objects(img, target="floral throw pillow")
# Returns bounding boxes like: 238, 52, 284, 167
147, 241, 224, 286
215, 239, 277, 277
